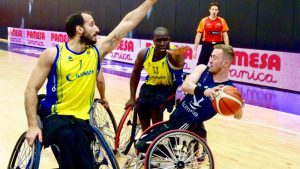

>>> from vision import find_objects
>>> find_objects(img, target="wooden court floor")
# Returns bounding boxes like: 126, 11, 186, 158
0, 49, 300, 168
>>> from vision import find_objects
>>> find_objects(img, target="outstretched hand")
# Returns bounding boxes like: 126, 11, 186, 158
204, 85, 224, 100
166, 46, 189, 57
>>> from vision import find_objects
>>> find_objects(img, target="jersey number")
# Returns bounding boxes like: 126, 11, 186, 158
79, 60, 82, 70
152, 66, 159, 74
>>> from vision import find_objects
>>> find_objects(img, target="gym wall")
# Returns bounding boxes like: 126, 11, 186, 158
0, 0, 299, 52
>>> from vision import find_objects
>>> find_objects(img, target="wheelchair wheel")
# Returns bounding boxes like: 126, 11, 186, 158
144, 130, 214, 169
91, 126, 119, 169
134, 121, 168, 154
141, 121, 167, 136
8, 132, 42, 169
90, 98, 117, 151
115, 106, 141, 155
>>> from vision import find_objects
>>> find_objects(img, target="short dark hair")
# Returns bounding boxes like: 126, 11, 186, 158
65, 11, 93, 38
209, 2, 220, 9
153, 26, 169, 36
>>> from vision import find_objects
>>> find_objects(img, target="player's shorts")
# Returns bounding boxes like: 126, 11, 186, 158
135, 84, 176, 119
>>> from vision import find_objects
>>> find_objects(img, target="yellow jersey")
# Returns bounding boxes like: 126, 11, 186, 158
41, 42, 100, 120
143, 45, 176, 86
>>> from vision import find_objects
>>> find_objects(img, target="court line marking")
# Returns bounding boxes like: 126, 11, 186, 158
217, 115, 300, 135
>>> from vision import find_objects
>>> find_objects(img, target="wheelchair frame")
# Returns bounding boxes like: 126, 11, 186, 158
7, 97, 119, 169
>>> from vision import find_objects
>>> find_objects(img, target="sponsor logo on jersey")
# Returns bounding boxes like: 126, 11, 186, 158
66, 70, 94, 81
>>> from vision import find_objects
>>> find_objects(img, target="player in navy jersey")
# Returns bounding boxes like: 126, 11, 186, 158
135, 44, 243, 152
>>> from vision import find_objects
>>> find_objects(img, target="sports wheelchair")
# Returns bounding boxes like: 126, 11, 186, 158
116, 92, 214, 168
7, 94, 119, 169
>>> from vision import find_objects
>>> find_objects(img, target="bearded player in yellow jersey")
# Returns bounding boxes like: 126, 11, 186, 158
125, 27, 188, 131
22, 1, 174, 168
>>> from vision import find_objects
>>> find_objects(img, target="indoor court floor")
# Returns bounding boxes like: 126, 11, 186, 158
0, 41, 300, 168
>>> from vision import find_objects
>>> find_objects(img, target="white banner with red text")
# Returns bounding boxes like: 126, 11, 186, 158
7, 27, 300, 92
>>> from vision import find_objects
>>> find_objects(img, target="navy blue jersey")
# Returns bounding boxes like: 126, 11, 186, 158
169, 67, 233, 125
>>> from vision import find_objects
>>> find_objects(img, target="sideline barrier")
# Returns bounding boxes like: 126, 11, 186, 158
8, 27, 300, 92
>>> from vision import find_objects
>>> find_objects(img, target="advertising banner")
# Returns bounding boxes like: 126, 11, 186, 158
49, 31, 69, 47
8, 27, 25, 45
106, 38, 140, 64
7, 28, 300, 92
24, 29, 49, 48
230, 48, 300, 91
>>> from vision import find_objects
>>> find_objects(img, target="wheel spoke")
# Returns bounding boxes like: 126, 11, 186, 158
147, 131, 214, 169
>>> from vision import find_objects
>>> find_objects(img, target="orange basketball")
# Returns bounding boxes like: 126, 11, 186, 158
212, 86, 244, 116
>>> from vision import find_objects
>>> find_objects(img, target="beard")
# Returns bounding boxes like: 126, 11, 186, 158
80, 32, 97, 45
208, 65, 222, 74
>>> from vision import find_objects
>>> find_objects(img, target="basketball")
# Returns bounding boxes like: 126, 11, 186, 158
212, 86, 244, 116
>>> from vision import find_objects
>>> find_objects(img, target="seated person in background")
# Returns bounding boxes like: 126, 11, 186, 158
125, 26, 188, 131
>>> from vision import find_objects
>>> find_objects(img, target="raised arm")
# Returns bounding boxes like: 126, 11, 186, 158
24, 47, 55, 145
98, 0, 157, 58
125, 49, 146, 109
181, 64, 207, 95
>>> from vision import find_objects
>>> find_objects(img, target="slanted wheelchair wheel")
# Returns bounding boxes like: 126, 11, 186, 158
144, 130, 214, 169
92, 126, 119, 169
115, 106, 141, 155
8, 132, 42, 169
90, 98, 117, 151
